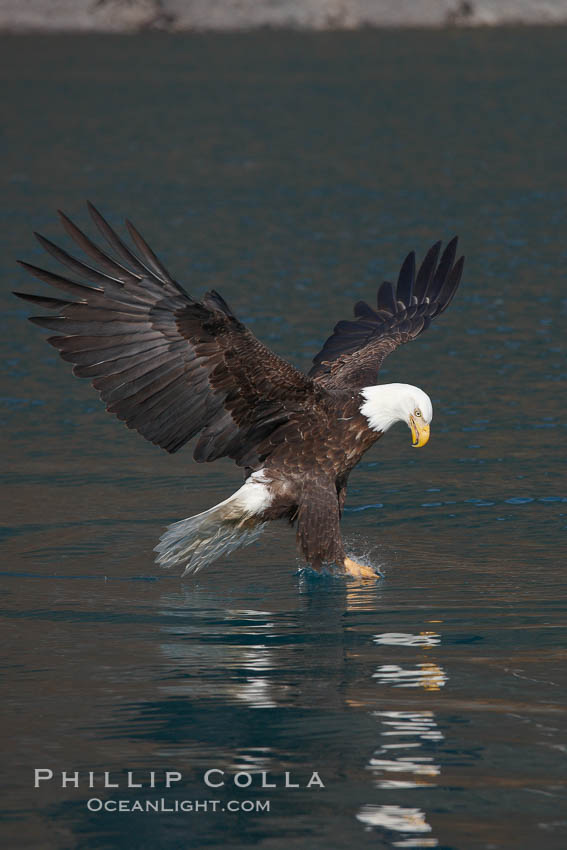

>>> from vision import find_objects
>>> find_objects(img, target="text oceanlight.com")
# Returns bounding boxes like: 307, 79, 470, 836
33, 769, 325, 815
87, 798, 270, 813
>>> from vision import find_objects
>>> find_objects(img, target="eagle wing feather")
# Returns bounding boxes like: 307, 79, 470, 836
309, 239, 464, 390
14, 203, 315, 467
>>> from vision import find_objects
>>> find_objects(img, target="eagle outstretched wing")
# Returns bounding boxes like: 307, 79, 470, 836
309, 239, 464, 390
14, 203, 314, 467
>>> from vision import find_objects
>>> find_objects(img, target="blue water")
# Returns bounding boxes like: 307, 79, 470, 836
1, 30, 566, 850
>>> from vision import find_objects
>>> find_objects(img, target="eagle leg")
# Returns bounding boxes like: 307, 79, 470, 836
296, 481, 381, 580
296, 479, 345, 571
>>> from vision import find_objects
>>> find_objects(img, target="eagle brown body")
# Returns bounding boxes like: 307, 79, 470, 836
15, 204, 463, 577
257, 395, 380, 568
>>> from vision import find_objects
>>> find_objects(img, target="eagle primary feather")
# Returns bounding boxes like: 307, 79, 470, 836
15, 204, 464, 577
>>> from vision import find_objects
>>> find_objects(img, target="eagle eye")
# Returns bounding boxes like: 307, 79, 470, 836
414, 409, 422, 418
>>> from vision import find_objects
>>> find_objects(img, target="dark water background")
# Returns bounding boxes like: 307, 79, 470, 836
1, 29, 566, 850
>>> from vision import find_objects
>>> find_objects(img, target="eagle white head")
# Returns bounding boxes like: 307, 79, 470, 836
360, 383, 433, 447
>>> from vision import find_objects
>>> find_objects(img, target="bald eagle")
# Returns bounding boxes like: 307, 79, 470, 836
15, 204, 463, 579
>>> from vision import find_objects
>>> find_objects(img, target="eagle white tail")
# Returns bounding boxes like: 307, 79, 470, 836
155, 471, 272, 576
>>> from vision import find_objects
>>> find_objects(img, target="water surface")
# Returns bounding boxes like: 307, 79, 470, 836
1, 29, 566, 850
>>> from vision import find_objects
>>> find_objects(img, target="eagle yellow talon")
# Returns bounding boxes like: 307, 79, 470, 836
342, 556, 380, 580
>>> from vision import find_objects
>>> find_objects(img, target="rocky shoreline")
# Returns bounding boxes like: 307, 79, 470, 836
1, 0, 567, 33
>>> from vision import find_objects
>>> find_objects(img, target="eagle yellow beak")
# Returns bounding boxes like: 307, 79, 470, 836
409, 416, 430, 448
